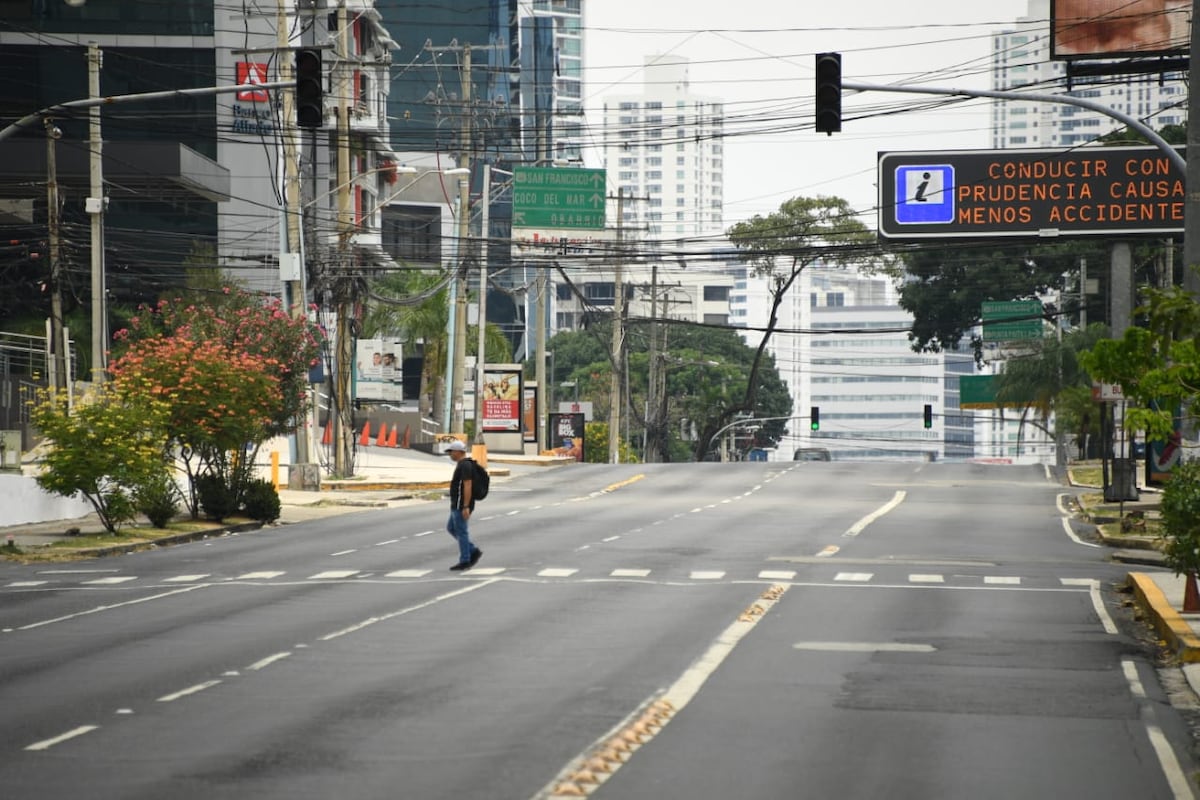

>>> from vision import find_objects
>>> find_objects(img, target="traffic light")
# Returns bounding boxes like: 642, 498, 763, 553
814, 52, 842, 135
810, 406, 820, 431
923, 404, 933, 429
295, 48, 324, 129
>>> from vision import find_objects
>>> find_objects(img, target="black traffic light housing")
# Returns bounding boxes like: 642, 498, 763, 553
814, 52, 842, 135
923, 404, 933, 429
810, 406, 820, 431
295, 48, 324, 129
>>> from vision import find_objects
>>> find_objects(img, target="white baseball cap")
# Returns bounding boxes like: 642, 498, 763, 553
445, 440, 468, 453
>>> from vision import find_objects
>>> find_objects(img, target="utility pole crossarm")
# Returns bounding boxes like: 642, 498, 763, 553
841, 81, 1185, 174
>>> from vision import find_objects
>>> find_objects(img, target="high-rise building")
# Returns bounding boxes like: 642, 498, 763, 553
602, 55, 724, 241
525, 0, 585, 162
991, 0, 1186, 149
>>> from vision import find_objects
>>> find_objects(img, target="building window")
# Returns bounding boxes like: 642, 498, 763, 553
382, 206, 441, 263
703, 285, 730, 301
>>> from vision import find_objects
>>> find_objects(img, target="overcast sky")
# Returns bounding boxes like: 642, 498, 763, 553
582, 0, 1034, 229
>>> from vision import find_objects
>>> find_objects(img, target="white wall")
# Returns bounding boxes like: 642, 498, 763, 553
0, 474, 92, 526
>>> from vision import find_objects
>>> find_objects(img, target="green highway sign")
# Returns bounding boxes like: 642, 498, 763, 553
981, 300, 1044, 342
512, 166, 606, 230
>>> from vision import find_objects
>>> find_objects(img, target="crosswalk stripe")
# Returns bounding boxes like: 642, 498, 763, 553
610, 568, 651, 577
983, 576, 1021, 585
835, 572, 874, 582
468, 567, 506, 576
690, 571, 725, 580
7, 581, 48, 587
759, 570, 796, 580
386, 569, 432, 578
537, 568, 579, 578
234, 571, 285, 580
308, 570, 359, 580
909, 574, 945, 583
163, 574, 210, 583
82, 576, 137, 585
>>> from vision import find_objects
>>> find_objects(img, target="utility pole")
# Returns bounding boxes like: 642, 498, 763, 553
87, 43, 105, 385
45, 118, 65, 393
1186, 0, 1200, 296
450, 46, 472, 435
277, 0, 312, 474
645, 262, 659, 463
332, 0, 354, 476
473, 164, 490, 460
609, 189, 624, 464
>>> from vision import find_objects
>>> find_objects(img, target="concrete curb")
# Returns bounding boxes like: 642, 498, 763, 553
1128, 572, 1200, 663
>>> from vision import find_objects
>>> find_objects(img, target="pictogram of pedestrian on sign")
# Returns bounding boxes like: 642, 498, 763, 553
895, 164, 954, 224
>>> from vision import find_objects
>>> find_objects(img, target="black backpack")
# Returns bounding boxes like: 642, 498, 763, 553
467, 458, 490, 500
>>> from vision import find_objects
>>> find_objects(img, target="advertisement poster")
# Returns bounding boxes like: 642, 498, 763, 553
356, 338, 403, 402
548, 413, 585, 462
482, 368, 522, 432
522, 385, 537, 443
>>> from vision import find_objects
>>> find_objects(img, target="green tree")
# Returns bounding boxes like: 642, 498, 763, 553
1079, 285, 1200, 442
724, 195, 872, 459
30, 387, 172, 533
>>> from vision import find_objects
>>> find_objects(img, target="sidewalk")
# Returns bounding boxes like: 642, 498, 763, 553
1, 444, 574, 551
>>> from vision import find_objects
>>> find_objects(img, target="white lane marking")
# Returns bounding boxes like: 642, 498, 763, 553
157, 679, 222, 702
506, 510, 522, 516
1056, 493, 1072, 516
415, 530, 435, 537
602, 535, 621, 542
386, 569, 432, 578
1123, 659, 1196, 799
835, 572, 874, 582
690, 571, 726, 580
374, 539, 400, 546
1088, 578, 1119, 634
468, 567, 506, 576
611, 569, 651, 578
909, 574, 945, 584
844, 490, 906, 537
320, 579, 496, 641
25, 725, 100, 751
248, 652, 291, 671
1123, 659, 1146, 698
163, 575, 210, 583
1062, 516, 1101, 547
17, 586, 205, 631
816, 545, 839, 558
984, 576, 1021, 585
39, 569, 117, 574
793, 642, 937, 653
537, 568, 579, 578
307, 570, 359, 580
234, 571, 285, 580
690, 507, 704, 513
759, 570, 797, 580
330, 549, 357, 557
82, 576, 137, 585
7, 581, 48, 587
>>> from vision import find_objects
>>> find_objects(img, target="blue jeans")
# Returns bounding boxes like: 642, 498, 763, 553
446, 509, 475, 564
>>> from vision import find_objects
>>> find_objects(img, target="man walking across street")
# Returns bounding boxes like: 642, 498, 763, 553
445, 440, 483, 571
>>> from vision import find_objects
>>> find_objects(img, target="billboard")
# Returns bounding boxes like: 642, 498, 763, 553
481, 367, 522, 432
877, 146, 1184, 241
1051, 0, 1189, 59
356, 338, 403, 402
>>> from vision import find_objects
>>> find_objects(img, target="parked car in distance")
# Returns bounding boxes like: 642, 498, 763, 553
794, 447, 832, 462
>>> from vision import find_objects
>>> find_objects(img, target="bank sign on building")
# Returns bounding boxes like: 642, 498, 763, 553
878, 146, 1184, 241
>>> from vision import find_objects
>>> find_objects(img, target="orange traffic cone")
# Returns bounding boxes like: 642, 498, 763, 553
359, 421, 371, 447
1185, 572, 1200, 614
387, 426, 398, 447
376, 422, 388, 447
322, 421, 332, 445
401, 425, 411, 449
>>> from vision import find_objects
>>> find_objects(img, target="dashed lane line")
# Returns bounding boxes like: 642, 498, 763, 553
25, 725, 99, 752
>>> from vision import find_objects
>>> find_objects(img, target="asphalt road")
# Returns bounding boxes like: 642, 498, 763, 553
0, 461, 1193, 799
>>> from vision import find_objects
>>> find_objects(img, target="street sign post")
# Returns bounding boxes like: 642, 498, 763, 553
512, 166, 606, 230
981, 300, 1044, 342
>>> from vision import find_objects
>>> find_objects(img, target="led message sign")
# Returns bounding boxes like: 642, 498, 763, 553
877, 146, 1184, 241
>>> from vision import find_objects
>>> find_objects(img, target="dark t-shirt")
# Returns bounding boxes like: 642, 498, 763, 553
450, 458, 477, 511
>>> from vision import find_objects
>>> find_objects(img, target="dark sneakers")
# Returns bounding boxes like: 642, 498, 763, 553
449, 561, 471, 571
469, 548, 483, 567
